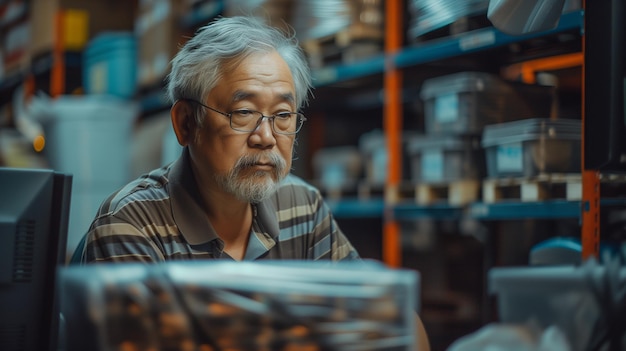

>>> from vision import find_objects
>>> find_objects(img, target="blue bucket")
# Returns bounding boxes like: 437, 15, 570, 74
83, 32, 137, 98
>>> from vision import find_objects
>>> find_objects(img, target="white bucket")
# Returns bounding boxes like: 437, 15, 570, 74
28, 95, 138, 254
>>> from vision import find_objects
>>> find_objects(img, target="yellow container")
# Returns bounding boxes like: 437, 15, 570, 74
61, 9, 89, 50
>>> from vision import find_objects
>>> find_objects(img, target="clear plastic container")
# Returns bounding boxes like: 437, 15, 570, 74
481, 118, 581, 178
60, 260, 420, 351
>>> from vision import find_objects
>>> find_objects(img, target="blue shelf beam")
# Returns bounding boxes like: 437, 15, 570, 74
395, 10, 583, 68
310, 10, 583, 88
327, 198, 385, 218
469, 200, 582, 220
392, 202, 465, 221
327, 196, 626, 221
312, 54, 386, 87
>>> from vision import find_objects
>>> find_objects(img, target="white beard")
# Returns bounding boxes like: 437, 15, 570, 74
215, 152, 287, 203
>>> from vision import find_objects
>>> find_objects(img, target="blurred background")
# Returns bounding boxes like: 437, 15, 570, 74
2, 0, 625, 349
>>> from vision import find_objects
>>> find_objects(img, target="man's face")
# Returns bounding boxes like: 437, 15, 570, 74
187, 51, 297, 203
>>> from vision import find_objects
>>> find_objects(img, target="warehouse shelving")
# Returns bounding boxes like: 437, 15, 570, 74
0, 1, 611, 265
309, 3, 592, 267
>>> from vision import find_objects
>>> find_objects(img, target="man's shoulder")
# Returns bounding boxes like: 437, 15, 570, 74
97, 166, 172, 216
277, 173, 321, 196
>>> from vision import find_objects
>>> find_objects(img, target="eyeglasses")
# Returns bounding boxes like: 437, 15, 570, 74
182, 98, 307, 135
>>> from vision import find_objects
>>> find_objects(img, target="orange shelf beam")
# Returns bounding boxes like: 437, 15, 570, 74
383, 0, 403, 267
50, 10, 66, 97
501, 52, 583, 84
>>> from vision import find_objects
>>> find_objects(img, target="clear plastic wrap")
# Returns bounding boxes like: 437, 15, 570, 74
60, 260, 418, 351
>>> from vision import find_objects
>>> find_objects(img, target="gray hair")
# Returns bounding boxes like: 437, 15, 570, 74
166, 16, 312, 119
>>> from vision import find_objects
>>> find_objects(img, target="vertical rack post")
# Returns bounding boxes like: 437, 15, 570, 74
50, 10, 65, 97
383, 0, 403, 267
581, 0, 600, 259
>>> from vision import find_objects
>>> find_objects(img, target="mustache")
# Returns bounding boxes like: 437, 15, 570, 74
233, 152, 286, 172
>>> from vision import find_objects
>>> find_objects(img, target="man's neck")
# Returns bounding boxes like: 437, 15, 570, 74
202, 190, 253, 260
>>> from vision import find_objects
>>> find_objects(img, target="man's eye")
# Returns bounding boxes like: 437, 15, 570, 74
275, 112, 293, 119
233, 110, 255, 117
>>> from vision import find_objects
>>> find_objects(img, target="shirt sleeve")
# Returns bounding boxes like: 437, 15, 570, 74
309, 190, 361, 261
79, 212, 167, 263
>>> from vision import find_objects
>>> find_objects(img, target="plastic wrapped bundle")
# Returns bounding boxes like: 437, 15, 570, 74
407, 0, 490, 39
224, 0, 295, 34
60, 260, 418, 351
291, 0, 352, 42
292, 0, 384, 68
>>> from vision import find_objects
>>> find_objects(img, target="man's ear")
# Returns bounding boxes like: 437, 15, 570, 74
171, 100, 194, 146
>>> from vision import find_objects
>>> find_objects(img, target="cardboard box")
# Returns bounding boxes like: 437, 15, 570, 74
136, 0, 188, 88
2, 20, 30, 74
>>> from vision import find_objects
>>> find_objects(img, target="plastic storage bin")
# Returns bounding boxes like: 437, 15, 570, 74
489, 264, 626, 351
481, 118, 581, 178
406, 134, 485, 183
312, 146, 363, 191
358, 129, 417, 186
83, 32, 137, 98
420, 71, 554, 134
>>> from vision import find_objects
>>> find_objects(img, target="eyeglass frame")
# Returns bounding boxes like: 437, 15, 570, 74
180, 98, 307, 135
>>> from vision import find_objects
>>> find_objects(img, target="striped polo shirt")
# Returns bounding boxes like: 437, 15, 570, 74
73, 148, 360, 263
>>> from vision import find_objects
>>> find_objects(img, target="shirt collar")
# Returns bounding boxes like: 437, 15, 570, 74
168, 147, 219, 245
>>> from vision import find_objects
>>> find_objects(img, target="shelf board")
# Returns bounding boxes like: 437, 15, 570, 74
469, 200, 581, 220
326, 196, 626, 221
392, 201, 465, 221
312, 54, 386, 88
327, 198, 385, 218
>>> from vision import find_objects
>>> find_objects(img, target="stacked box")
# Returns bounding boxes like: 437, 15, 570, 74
224, 0, 295, 34
407, 0, 490, 40
135, 0, 188, 88
481, 118, 581, 178
1, 19, 29, 76
293, 0, 384, 68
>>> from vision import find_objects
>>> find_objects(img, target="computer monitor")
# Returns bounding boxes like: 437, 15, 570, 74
0, 167, 72, 351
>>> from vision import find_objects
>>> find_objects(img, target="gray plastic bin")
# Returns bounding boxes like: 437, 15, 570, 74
481, 118, 581, 178
420, 72, 554, 135
407, 134, 485, 183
